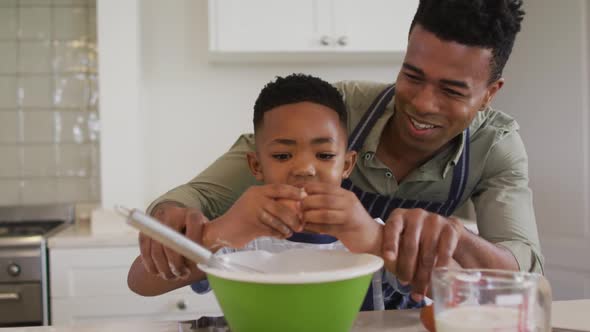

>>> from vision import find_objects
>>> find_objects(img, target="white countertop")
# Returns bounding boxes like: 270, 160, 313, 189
2, 300, 589, 332
47, 220, 138, 249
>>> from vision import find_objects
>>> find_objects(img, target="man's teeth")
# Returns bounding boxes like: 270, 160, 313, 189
410, 118, 435, 129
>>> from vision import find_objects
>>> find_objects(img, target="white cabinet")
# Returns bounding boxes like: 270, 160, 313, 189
50, 246, 220, 325
208, 0, 418, 62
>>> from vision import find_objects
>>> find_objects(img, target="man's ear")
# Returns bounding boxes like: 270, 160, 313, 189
342, 150, 357, 179
481, 78, 504, 110
246, 152, 265, 182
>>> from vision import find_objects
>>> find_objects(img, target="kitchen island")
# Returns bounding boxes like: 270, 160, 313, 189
2, 300, 590, 331
0, 309, 426, 332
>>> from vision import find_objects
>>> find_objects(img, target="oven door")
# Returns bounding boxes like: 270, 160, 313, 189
0, 283, 42, 326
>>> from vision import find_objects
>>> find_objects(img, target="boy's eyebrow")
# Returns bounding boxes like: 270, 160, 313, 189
269, 137, 336, 146
310, 137, 335, 144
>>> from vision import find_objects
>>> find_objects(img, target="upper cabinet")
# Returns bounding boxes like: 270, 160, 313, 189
207, 0, 418, 62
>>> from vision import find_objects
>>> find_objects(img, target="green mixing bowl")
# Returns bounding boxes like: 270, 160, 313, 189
198, 249, 383, 332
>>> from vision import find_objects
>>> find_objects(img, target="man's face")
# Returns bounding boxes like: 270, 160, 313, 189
393, 24, 503, 153
248, 102, 356, 187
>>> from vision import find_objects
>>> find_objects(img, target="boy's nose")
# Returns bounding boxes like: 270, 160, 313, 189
292, 162, 316, 178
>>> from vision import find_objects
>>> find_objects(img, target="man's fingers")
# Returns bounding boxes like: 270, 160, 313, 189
434, 222, 460, 267
138, 233, 157, 274
395, 218, 422, 284
382, 210, 405, 272
163, 246, 187, 278
150, 241, 175, 280
412, 216, 443, 296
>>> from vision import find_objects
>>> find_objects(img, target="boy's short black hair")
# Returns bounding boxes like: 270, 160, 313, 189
410, 0, 525, 83
253, 74, 347, 133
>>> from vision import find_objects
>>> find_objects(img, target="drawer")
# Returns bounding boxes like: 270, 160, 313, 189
0, 283, 42, 325
50, 246, 193, 297
51, 291, 221, 325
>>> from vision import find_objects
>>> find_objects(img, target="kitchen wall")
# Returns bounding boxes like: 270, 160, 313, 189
493, 0, 590, 299
0, 0, 99, 206
138, 0, 400, 206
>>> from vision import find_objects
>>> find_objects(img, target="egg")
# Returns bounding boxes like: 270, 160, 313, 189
420, 304, 436, 332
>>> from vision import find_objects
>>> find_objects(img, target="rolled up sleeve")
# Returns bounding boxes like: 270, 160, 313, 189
471, 131, 544, 273
146, 134, 261, 219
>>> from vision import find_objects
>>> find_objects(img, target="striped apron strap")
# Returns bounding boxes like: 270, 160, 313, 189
348, 85, 396, 152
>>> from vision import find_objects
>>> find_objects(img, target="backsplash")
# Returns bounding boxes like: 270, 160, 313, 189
0, 0, 99, 206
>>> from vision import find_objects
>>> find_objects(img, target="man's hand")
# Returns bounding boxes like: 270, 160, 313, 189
139, 203, 207, 281
301, 182, 382, 255
382, 208, 464, 300
203, 184, 306, 249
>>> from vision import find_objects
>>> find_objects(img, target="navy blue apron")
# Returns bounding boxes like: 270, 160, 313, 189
287, 85, 470, 311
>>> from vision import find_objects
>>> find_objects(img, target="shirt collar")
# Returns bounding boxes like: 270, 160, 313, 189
359, 100, 488, 180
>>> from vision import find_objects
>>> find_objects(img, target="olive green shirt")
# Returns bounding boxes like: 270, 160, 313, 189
148, 80, 544, 273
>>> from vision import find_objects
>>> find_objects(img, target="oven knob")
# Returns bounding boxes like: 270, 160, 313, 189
7, 263, 20, 277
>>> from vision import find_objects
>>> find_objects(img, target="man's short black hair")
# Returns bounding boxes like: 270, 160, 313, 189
410, 0, 525, 83
253, 73, 347, 133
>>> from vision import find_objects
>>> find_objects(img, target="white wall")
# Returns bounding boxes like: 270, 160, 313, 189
139, 0, 401, 205
493, 0, 590, 300
100, 0, 590, 299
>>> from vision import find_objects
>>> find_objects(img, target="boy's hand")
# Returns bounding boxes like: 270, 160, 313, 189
301, 182, 382, 255
203, 184, 306, 249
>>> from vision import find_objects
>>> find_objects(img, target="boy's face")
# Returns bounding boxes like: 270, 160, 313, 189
248, 102, 356, 187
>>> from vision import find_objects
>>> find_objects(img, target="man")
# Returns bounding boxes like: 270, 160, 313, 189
132, 0, 543, 309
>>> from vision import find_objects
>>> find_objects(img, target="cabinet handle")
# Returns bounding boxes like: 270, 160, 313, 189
320, 36, 332, 46
337, 36, 348, 46
176, 299, 187, 310
0, 293, 20, 301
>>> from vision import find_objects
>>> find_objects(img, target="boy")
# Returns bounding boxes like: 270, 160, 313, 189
128, 74, 385, 306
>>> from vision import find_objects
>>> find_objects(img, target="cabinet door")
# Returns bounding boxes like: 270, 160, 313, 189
209, 0, 328, 52
332, 0, 418, 52
50, 246, 221, 324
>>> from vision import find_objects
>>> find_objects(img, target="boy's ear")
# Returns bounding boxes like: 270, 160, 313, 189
342, 150, 357, 179
246, 152, 265, 182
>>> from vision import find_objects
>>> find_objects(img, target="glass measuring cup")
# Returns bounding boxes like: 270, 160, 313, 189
431, 268, 552, 332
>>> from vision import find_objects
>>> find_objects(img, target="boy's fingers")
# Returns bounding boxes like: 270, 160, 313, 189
303, 223, 336, 235
302, 209, 346, 225
264, 184, 306, 200
259, 209, 292, 237
301, 194, 347, 211
264, 200, 302, 232
303, 182, 343, 195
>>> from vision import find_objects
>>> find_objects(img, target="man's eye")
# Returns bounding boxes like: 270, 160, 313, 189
272, 153, 291, 160
404, 73, 422, 82
317, 153, 336, 160
442, 88, 464, 97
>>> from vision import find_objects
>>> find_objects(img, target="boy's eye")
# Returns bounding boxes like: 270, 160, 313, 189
317, 153, 336, 160
272, 153, 291, 161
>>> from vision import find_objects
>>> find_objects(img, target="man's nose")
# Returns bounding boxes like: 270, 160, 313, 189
410, 84, 439, 114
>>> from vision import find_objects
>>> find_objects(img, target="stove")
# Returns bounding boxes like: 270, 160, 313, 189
0, 204, 74, 327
